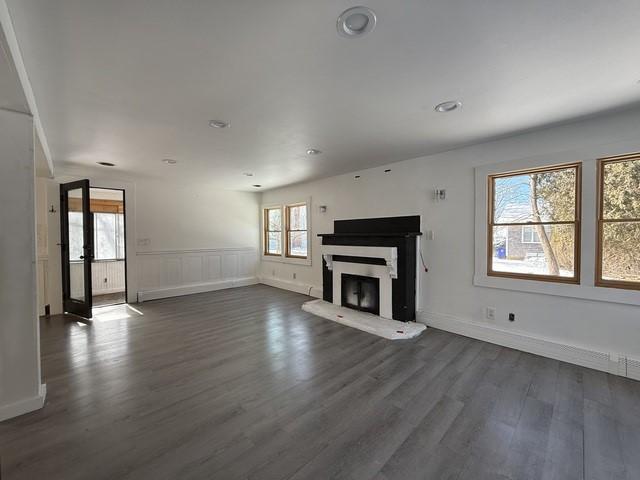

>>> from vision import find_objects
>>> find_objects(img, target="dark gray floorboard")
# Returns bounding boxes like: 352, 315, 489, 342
0, 284, 638, 480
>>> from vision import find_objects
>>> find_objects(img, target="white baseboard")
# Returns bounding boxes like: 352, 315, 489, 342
0, 383, 47, 422
138, 277, 258, 302
420, 311, 635, 379
258, 276, 323, 298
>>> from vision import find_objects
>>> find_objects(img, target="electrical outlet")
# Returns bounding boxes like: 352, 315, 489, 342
486, 307, 496, 321
508, 313, 515, 322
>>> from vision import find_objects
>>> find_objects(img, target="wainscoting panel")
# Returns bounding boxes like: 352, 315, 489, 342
93, 260, 126, 295
70, 260, 126, 297
137, 248, 258, 302
222, 254, 239, 279
206, 255, 222, 280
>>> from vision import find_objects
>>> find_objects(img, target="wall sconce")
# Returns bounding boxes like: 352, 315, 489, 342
433, 188, 446, 202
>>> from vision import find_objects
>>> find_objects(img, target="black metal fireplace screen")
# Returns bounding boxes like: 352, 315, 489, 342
341, 274, 380, 315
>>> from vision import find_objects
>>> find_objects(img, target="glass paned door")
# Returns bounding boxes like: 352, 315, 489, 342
60, 180, 93, 318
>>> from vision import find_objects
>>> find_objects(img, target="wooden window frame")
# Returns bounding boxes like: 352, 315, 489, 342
487, 162, 582, 284
285, 203, 308, 259
263, 206, 282, 256
596, 152, 640, 291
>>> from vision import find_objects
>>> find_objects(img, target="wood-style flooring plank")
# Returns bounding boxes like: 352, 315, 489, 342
0, 284, 639, 480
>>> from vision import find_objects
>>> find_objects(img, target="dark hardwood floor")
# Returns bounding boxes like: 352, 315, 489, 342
1, 285, 639, 480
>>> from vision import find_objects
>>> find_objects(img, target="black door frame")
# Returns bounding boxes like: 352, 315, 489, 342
60, 179, 93, 318
89, 186, 128, 306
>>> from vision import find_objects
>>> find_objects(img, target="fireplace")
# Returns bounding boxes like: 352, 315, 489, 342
319, 215, 421, 322
341, 274, 380, 315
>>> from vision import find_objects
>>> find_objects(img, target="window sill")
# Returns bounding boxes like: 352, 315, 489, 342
262, 255, 312, 266
474, 274, 640, 306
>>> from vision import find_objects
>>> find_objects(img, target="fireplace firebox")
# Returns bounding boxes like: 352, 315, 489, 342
341, 274, 380, 315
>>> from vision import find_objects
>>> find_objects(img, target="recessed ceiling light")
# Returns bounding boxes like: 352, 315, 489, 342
306, 148, 321, 155
337, 7, 376, 38
252, 184, 262, 188
97, 162, 115, 167
243, 172, 254, 177
162, 158, 178, 165
435, 100, 462, 113
209, 120, 230, 128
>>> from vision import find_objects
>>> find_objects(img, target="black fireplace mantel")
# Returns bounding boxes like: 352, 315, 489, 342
319, 215, 421, 322
318, 232, 422, 238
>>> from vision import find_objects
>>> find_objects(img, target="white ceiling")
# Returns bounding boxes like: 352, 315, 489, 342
6, 0, 640, 190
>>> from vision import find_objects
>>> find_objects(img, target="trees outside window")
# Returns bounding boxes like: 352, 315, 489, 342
488, 163, 581, 282
286, 204, 307, 258
94, 213, 125, 260
264, 207, 282, 255
597, 154, 640, 290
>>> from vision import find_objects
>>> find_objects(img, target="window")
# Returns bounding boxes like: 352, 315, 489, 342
262, 200, 311, 263
286, 203, 308, 258
597, 154, 640, 290
521, 225, 541, 244
488, 163, 581, 283
264, 207, 282, 255
94, 213, 125, 260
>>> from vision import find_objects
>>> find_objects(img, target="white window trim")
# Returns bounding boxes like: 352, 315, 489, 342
474, 154, 640, 306
521, 225, 541, 244
261, 198, 312, 266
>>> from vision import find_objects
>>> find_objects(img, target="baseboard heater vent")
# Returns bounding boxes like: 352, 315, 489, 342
421, 311, 640, 380
626, 357, 640, 381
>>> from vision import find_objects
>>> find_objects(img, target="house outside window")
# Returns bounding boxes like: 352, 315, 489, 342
521, 225, 541, 244
488, 163, 581, 283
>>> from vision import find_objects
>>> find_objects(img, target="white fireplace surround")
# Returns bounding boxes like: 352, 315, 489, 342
321, 245, 398, 279
332, 262, 393, 319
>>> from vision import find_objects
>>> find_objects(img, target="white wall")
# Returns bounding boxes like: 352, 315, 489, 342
134, 179, 261, 300
42, 170, 261, 312
0, 109, 45, 421
259, 107, 640, 371
35, 176, 49, 315
135, 179, 259, 252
